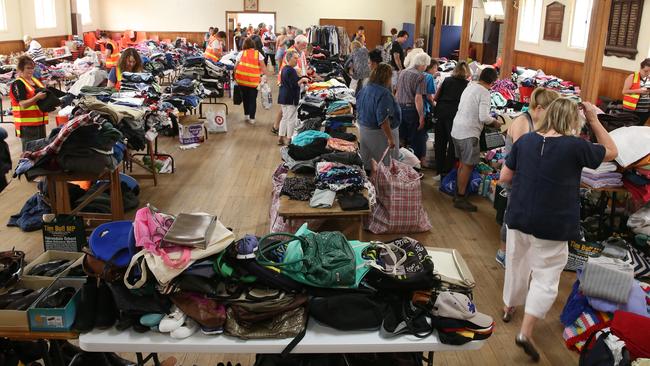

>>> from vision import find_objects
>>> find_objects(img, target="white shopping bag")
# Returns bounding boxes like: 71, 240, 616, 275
260, 81, 273, 110
206, 110, 227, 133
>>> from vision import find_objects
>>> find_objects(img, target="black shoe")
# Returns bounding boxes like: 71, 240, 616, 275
27, 259, 69, 276
73, 278, 97, 332
95, 282, 117, 329
115, 312, 136, 331
0, 288, 34, 308
37, 287, 76, 308
515, 334, 540, 362
6, 289, 43, 310
0, 250, 25, 290
104, 352, 136, 366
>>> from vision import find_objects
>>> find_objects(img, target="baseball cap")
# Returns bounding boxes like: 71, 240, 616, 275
432, 292, 493, 329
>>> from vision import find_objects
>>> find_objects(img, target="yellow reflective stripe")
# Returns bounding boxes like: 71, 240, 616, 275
239, 61, 259, 68
237, 81, 259, 87
236, 70, 261, 77
16, 118, 47, 123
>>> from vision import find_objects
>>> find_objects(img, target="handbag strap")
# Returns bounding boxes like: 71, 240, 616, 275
124, 250, 148, 289
365, 243, 408, 276
257, 233, 308, 268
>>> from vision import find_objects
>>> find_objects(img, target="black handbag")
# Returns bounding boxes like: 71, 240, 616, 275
233, 84, 243, 105
479, 126, 505, 152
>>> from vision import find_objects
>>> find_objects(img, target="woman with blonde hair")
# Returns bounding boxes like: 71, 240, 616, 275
357, 63, 401, 168
496, 88, 560, 267
499, 100, 617, 362
345, 40, 370, 94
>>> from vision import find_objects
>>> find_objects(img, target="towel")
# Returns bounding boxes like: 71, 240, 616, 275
580, 256, 634, 303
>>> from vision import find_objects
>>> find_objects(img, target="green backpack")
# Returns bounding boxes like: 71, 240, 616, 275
257, 225, 366, 288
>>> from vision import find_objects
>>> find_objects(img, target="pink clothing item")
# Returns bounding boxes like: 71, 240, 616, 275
133, 207, 191, 269
327, 138, 357, 152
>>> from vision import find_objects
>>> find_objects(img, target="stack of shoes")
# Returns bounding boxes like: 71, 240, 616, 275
431, 292, 495, 345
158, 306, 199, 339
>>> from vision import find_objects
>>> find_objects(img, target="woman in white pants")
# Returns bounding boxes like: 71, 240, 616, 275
499, 99, 618, 362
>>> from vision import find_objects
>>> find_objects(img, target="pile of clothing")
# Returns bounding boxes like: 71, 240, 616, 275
305, 25, 350, 56
118, 72, 160, 97
582, 162, 623, 188
512, 67, 580, 98
163, 78, 205, 112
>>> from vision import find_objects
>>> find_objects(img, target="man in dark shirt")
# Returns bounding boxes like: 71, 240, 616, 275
390, 31, 409, 90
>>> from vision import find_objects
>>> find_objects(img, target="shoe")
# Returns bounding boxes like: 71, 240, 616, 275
454, 197, 477, 212
73, 278, 97, 332
247, 119, 256, 125
235, 235, 258, 259
0, 288, 34, 308
159, 306, 186, 333
515, 334, 540, 362
27, 259, 70, 276
502, 307, 515, 322
270, 127, 279, 135
94, 281, 117, 329
37, 287, 76, 308
243, 115, 249, 121
200, 325, 224, 335
6, 289, 43, 310
140, 313, 164, 328
0, 250, 25, 290
495, 249, 506, 268
170, 318, 199, 339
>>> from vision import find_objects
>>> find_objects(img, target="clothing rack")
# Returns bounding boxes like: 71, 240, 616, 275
305, 26, 350, 57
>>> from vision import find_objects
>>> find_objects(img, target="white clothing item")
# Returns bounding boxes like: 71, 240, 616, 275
628, 202, 650, 235
403, 48, 425, 69
503, 228, 568, 319
279, 105, 298, 138
583, 162, 618, 174
67, 68, 108, 96
27, 40, 46, 61
451, 82, 496, 140
235, 50, 264, 63
609, 126, 650, 167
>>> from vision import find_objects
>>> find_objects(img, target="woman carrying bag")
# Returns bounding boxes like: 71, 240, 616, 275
234, 38, 267, 125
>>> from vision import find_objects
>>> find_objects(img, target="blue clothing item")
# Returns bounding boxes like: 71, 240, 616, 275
7, 193, 51, 232
292, 130, 331, 147
424, 73, 436, 114
108, 68, 117, 84
356, 83, 401, 130
505, 133, 606, 241
278, 66, 301, 106
587, 280, 649, 317
399, 107, 428, 159
560, 279, 590, 326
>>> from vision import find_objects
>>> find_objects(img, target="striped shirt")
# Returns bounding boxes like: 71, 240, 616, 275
27, 40, 46, 62
636, 77, 650, 112
395, 67, 426, 106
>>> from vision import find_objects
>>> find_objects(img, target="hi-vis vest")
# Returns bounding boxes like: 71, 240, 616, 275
623, 72, 641, 111
204, 39, 221, 63
9, 77, 47, 136
106, 39, 121, 69
114, 66, 123, 90
235, 49, 261, 88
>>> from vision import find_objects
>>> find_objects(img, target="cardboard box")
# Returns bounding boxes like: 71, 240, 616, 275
0, 277, 55, 332
178, 115, 206, 145
23, 250, 84, 281
28, 277, 84, 332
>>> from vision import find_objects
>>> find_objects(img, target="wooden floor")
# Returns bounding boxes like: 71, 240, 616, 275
0, 85, 580, 365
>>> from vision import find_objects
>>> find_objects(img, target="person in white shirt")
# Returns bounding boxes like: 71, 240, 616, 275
23, 35, 46, 62
450, 67, 502, 212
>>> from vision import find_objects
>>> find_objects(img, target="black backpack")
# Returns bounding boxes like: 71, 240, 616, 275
579, 330, 630, 366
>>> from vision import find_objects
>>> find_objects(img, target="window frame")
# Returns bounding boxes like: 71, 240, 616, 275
568, 0, 594, 50
34, 0, 57, 29
517, 0, 544, 44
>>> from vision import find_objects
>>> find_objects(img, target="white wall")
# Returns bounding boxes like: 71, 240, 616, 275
97, 0, 416, 36
514, 0, 650, 71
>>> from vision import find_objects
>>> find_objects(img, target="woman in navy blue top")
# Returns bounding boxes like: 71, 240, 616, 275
498, 99, 618, 362
356, 63, 401, 169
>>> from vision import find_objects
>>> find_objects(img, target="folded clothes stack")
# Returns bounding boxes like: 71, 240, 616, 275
582, 162, 623, 188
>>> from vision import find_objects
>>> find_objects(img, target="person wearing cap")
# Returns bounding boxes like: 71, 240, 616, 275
23, 35, 46, 62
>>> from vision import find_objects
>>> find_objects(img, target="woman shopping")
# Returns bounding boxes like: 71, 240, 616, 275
356, 63, 401, 169
234, 38, 267, 125
9, 56, 48, 151
107, 48, 144, 91
277, 50, 310, 145
432, 61, 470, 181
621, 58, 650, 125
495, 88, 560, 268
499, 100, 618, 362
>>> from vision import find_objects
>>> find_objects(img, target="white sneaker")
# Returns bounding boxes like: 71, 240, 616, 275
170, 318, 199, 339
244, 115, 249, 121
247, 119, 256, 125
158, 306, 186, 333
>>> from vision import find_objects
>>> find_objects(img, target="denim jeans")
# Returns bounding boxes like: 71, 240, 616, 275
240, 86, 258, 119
399, 106, 427, 159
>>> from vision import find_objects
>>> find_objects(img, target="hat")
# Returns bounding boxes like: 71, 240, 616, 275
433, 292, 493, 328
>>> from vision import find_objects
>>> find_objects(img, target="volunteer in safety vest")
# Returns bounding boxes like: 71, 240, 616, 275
9, 56, 48, 151
107, 48, 143, 91
234, 38, 267, 125
204, 31, 226, 64
101, 32, 121, 70
622, 58, 650, 126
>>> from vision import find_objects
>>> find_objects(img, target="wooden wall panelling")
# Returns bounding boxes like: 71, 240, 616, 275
581, 0, 613, 103
513, 50, 630, 100
459, 0, 473, 60
432, 0, 444, 57
319, 19, 383, 50
470, 42, 484, 62
0, 35, 68, 55
102, 31, 206, 46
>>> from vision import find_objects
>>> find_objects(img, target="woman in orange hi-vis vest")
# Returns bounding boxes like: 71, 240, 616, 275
101, 32, 121, 70
622, 58, 650, 126
9, 56, 48, 151
107, 48, 143, 90
234, 38, 266, 124
204, 31, 226, 64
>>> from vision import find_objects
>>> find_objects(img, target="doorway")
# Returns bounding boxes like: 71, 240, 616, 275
225, 11, 276, 50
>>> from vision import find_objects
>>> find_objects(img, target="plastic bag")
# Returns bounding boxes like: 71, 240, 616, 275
439, 168, 482, 196
260, 81, 273, 110
206, 109, 227, 133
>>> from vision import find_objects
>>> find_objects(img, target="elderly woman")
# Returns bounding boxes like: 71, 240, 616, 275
344, 41, 370, 95
356, 63, 401, 169
499, 100, 617, 362
23, 35, 46, 62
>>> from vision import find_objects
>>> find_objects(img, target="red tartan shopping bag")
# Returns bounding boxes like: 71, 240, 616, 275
365, 148, 432, 234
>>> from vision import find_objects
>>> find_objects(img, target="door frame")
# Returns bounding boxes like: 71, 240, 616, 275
225, 10, 277, 50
